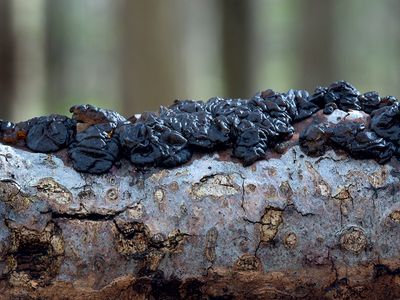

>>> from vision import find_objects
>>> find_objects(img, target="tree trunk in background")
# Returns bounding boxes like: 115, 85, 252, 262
45, 0, 121, 116
221, 0, 255, 98
0, 0, 15, 120
120, 0, 187, 116
11, 0, 46, 122
45, 0, 71, 114
298, 0, 336, 92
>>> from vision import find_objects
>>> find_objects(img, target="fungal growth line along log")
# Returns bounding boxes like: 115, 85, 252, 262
0, 80, 399, 174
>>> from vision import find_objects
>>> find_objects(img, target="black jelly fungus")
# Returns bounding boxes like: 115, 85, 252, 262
299, 123, 331, 157
323, 102, 338, 115
370, 102, 400, 143
1, 81, 400, 174
26, 115, 76, 152
329, 121, 395, 163
68, 123, 120, 174
309, 81, 361, 111
70, 104, 127, 126
358, 91, 381, 114
300, 120, 395, 164
116, 112, 192, 168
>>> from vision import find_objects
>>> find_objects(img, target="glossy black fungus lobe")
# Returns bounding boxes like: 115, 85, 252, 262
329, 122, 395, 163
299, 123, 331, 157
70, 104, 127, 126
116, 112, 191, 168
26, 115, 76, 152
300, 120, 395, 164
370, 102, 400, 143
160, 107, 228, 149
68, 123, 120, 174
309, 81, 361, 111
1, 80, 400, 174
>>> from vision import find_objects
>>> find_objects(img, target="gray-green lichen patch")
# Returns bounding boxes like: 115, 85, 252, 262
233, 254, 262, 272
279, 181, 293, 202
259, 207, 283, 243
338, 226, 368, 254
0, 179, 38, 213
305, 161, 331, 198
153, 188, 166, 211
389, 210, 400, 223
0, 180, 22, 204
105, 188, 119, 202
115, 221, 151, 257
204, 227, 218, 262
368, 167, 390, 189
190, 174, 241, 200
114, 219, 188, 273
332, 186, 353, 217
35, 178, 72, 206
115, 203, 145, 223
283, 232, 298, 249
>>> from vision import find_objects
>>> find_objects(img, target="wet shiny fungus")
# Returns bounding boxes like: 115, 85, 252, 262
26, 115, 76, 153
1, 80, 399, 174
68, 123, 120, 174
116, 112, 192, 168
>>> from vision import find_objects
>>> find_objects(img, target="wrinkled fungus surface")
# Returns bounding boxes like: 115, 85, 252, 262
1, 81, 399, 174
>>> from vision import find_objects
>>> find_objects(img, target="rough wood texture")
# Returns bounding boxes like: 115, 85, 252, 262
0, 110, 400, 299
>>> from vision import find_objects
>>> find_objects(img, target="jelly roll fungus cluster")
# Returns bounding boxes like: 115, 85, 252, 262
0, 80, 399, 174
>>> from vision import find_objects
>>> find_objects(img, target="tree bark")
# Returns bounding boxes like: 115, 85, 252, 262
0, 110, 400, 299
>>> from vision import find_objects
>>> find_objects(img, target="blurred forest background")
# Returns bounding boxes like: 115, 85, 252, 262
1, 0, 400, 121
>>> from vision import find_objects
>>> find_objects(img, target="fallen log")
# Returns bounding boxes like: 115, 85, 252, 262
0, 110, 399, 299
